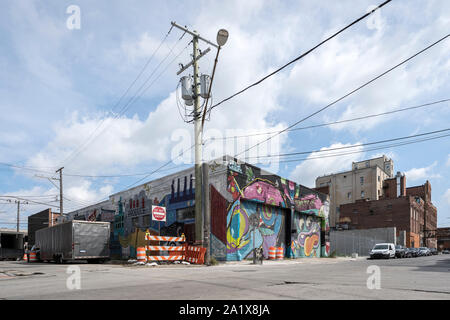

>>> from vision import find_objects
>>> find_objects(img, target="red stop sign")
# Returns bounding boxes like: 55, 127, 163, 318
152, 206, 166, 222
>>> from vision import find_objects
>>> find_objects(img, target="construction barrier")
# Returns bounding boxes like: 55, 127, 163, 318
145, 233, 186, 262
185, 246, 206, 264
137, 247, 147, 262
276, 247, 284, 260
23, 253, 28, 262
29, 252, 38, 262
144, 235, 185, 242
268, 246, 276, 260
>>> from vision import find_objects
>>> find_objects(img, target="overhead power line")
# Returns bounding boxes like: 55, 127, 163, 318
235, 33, 450, 159
0, 196, 59, 209
262, 132, 450, 165
245, 128, 450, 159
210, 98, 450, 140
124, 143, 196, 189
208, 0, 393, 113
2, 97, 448, 179
60, 27, 186, 167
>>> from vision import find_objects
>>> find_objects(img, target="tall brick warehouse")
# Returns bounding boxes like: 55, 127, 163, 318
339, 177, 437, 248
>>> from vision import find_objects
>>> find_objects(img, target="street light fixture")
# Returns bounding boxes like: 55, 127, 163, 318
216, 29, 229, 46
200, 28, 229, 128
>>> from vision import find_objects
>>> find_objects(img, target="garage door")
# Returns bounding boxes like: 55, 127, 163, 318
291, 212, 321, 258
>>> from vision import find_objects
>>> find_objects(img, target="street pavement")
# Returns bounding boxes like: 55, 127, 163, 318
0, 254, 449, 300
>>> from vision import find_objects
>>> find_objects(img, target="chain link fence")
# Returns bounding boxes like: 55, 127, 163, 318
330, 227, 396, 257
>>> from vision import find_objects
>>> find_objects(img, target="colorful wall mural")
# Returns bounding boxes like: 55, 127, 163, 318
291, 213, 321, 258
226, 200, 285, 260
208, 161, 330, 261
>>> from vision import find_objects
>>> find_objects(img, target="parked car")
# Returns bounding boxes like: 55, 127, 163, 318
404, 248, 414, 258
369, 243, 396, 259
408, 248, 419, 257
395, 245, 406, 258
442, 249, 450, 254
430, 248, 438, 255
418, 247, 431, 256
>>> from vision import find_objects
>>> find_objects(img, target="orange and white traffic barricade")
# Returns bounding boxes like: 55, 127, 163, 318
276, 247, 284, 260
23, 252, 28, 262
136, 247, 147, 262
144, 234, 186, 262
268, 246, 276, 260
29, 251, 38, 262
185, 246, 206, 264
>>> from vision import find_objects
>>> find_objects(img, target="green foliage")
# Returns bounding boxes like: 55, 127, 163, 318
327, 251, 337, 258
208, 257, 219, 266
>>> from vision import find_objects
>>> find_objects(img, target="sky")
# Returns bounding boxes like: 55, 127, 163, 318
0, 0, 449, 229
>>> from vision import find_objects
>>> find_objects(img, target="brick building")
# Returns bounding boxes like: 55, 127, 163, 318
338, 177, 437, 248
27, 208, 60, 247
437, 227, 450, 250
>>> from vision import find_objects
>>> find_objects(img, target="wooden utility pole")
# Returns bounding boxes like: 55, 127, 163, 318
55, 167, 64, 225
16, 200, 20, 232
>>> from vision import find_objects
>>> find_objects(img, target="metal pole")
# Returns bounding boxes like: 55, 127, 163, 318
193, 35, 203, 245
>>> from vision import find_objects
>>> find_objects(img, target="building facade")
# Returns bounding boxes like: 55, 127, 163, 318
315, 155, 393, 228
338, 177, 437, 248
437, 227, 450, 250
67, 157, 331, 261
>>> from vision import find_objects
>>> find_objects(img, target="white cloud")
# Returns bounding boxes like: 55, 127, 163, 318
404, 161, 441, 182
444, 189, 450, 206
289, 142, 365, 187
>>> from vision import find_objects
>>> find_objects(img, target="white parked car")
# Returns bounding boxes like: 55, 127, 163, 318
369, 243, 396, 259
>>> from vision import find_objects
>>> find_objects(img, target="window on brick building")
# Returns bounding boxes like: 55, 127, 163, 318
360, 177, 364, 185
361, 191, 365, 198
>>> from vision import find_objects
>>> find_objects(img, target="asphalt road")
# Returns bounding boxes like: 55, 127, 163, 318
0, 254, 449, 300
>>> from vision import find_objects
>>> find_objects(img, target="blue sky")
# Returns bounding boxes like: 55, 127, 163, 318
0, 0, 449, 229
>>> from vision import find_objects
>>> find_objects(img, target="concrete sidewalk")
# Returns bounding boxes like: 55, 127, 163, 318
219, 256, 366, 266
114, 256, 367, 269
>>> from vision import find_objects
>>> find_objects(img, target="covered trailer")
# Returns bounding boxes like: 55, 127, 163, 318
35, 220, 110, 263
0, 230, 25, 260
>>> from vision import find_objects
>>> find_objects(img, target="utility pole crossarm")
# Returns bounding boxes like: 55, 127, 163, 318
171, 22, 219, 49
177, 47, 211, 75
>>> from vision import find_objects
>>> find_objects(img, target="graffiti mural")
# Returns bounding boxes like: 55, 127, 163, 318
221, 162, 330, 260
110, 174, 196, 258
226, 200, 285, 260
291, 214, 321, 258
